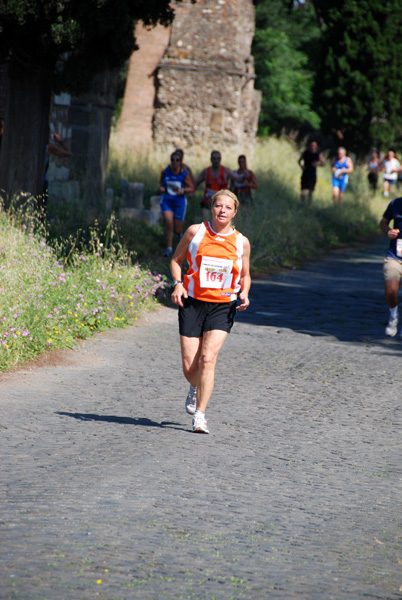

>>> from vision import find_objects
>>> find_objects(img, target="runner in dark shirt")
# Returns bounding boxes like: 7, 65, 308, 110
298, 140, 325, 205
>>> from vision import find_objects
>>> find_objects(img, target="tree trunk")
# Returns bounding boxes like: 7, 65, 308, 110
69, 67, 119, 206
0, 60, 51, 203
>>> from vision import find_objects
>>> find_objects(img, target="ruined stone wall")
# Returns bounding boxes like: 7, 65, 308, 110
68, 67, 118, 203
113, 0, 261, 153
46, 68, 119, 204
152, 0, 261, 150
116, 22, 171, 149
0, 64, 7, 120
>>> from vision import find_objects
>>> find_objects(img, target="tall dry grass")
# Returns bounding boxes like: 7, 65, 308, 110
0, 204, 166, 371
108, 135, 384, 272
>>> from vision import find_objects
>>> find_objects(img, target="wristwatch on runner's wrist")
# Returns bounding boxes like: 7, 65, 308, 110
172, 280, 183, 287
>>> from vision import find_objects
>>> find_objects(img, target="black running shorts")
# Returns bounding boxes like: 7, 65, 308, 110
178, 296, 237, 337
301, 170, 317, 191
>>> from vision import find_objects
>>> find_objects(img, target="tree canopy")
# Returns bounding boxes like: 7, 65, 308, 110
0, 0, 174, 89
313, 0, 402, 156
0, 0, 176, 199
254, 0, 402, 156
253, 0, 321, 136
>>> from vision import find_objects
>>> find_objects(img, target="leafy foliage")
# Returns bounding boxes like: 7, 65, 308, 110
0, 199, 167, 371
313, 0, 402, 156
253, 0, 321, 135
0, 0, 177, 200
0, 0, 175, 91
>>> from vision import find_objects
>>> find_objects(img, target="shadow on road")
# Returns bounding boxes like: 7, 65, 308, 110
238, 240, 402, 353
56, 411, 188, 432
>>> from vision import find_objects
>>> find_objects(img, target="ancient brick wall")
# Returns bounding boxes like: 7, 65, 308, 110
152, 0, 261, 150
116, 22, 171, 149
114, 0, 261, 152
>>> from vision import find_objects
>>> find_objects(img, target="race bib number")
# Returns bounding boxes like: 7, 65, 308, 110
204, 188, 217, 205
166, 180, 182, 195
396, 239, 402, 258
200, 256, 233, 289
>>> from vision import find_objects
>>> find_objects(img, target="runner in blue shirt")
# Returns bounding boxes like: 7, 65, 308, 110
380, 196, 402, 338
159, 151, 194, 257
331, 147, 353, 203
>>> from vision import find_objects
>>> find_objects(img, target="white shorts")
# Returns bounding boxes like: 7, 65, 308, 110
383, 257, 402, 281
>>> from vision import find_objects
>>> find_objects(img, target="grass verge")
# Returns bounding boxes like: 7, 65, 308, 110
0, 206, 166, 372
107, 135, 385, 273
3, 136, 386, 371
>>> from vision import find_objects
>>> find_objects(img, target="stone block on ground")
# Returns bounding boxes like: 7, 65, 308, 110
150, 195, 161, 212
150, 195, 162, 223
119, 207, 159, 226
121, 180, 144, 209
48, 180, 80, 202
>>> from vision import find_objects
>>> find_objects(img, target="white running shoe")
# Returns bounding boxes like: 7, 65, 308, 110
185, 385, 197, 415
192, 412, 209, 434
385, 316, 398, 337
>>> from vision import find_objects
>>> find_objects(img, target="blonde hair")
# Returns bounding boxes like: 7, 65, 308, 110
211, 189, 239, 211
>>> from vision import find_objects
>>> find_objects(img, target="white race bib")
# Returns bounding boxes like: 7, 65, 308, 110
396, 239, 402, 258
200, 256, 233, 289
166, 180, 181, 195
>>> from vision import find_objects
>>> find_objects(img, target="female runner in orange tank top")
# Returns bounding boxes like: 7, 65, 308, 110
170, 189, 251, 434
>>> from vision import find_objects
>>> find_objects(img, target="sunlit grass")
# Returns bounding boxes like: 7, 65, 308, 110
108, 135, 384, 272
0, 207, 166, 371
1, 135, 386, 371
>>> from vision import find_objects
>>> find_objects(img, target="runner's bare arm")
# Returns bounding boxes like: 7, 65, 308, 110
237, 237, 251, 311
170, 224, 201, 307
313, 153, 325, 168
345, 157, 354, 173
248, 170, 258, 190
159, 169, 166, 193
225, 167, 244, 183
184, 163, 195, 185
177, 172, 194, 195
380, 217, 399, 239
47, 135, 72, 158
193, 169, 207, 191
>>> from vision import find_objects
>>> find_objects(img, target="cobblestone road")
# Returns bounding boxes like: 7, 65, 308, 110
1, 236, 402, 600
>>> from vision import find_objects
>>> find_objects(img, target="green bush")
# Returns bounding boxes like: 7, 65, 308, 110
0, 204, 166, 371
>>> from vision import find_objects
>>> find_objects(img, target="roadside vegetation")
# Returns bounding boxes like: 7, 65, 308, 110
1, 135, 385, 371
0, 208, 166, 371
107, 135, 384, 274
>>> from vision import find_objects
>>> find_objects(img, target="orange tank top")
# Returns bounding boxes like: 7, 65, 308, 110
202, 166, 227, 205
184, 222, 243, 303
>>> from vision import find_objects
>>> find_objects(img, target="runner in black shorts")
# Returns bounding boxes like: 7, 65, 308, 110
179, 296, 237, 337
298, 140, 325, 205
170, 189, 251, 434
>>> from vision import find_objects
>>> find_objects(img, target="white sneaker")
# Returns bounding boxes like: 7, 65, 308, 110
192, 412, 209, 434
385, 316, 398, 337
185, 385, 197, 415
